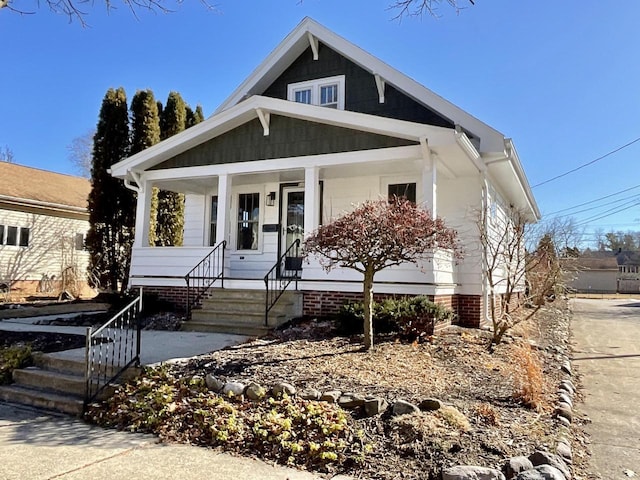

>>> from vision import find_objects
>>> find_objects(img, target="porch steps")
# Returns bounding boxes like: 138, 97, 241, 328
0, 351, 135, 416
184, 289, 301, 336
0, 352, 86, 416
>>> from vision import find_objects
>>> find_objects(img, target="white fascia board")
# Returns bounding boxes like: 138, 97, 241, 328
503, 139, 541, 221
455, 132, 486, 173
0, 195, 88, 216
141, 145, 423, 182
215, 17, 505, 152
112, 95, 458, 179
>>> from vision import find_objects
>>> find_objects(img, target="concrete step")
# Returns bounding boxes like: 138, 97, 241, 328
181, 320, 272, 336
12, 367, 85, 397
0, 385, 84, 416
33, 352, 86, 376
197, 301, 294, 316
190, 311, 286, 326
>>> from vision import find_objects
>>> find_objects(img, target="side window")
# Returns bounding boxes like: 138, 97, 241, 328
6, 226, 18, 246
209, 196, 218, 246
236, 193, 260, 250
287, 75, 345, 110
75, 233, 85, 250
388, 183, 416, 204
19, 227, 29, 247
0, 224, 4, 245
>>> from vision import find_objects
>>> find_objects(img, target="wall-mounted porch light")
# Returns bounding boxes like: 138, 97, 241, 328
266, 191, 277, 206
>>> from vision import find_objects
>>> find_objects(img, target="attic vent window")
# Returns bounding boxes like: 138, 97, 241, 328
287, 75, 345, 110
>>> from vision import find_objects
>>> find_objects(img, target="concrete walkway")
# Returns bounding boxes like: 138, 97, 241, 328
571, 298, 640, 479
0, 402, 323, 480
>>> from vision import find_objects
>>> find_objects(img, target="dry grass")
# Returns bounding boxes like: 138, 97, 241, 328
473, 402, 500, 426
509, 342, 547, 411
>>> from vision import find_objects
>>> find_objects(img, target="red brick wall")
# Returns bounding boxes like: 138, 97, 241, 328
456, 294, 484, 328
144, 286, 189, 312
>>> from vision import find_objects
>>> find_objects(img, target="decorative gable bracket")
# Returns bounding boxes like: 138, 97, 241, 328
307, 32, 319, 60
374, 74, 385, 104
256, 108, 271, 136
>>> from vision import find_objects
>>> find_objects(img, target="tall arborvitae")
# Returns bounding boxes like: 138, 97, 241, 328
86, 87, 133, 292
186, 104, 205, 128
130, 90, 161, 246
155, 91, 188, 246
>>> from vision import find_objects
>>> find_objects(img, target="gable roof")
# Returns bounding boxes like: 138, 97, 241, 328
0, 162, 90, 213
216, 17, 506, 153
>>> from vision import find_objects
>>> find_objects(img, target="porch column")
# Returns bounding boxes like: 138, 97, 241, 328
216, 174, 231, 246
420, 138, 437, 219
133, 179, 152, 248
304, 167, 319, 237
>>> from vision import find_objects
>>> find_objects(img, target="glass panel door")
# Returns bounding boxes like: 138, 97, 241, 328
281, 187, 304, 271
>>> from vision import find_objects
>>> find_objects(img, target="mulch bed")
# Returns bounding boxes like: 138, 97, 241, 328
0, 331, 86, 353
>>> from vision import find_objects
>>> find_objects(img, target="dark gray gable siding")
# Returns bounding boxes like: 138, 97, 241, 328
261, 43, 455, 128
151, 115, 417, 170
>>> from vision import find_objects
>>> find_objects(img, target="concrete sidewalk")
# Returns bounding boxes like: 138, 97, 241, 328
0, 402, 323, 480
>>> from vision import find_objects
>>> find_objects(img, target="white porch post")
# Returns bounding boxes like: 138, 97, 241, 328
304, 167, 319, 237
133, 179, 152, 248
420, 138, 437, 219
216, 174, 232, 246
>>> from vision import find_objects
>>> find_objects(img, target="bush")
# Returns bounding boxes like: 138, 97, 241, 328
337, 296, 455, 341
0, 345, 32, 385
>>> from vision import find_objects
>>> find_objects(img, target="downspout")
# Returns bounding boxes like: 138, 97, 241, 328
124, 170, 142, 194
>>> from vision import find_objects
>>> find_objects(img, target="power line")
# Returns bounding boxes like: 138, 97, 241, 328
575, 200, 640, 227
544, 183, 640, 216
548, 193, 640, 218
532, 136, 640, 188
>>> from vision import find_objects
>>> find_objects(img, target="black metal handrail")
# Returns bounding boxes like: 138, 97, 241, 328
185, 240, 226, 320
264, 239, 301, 326
84, 289, 142, 408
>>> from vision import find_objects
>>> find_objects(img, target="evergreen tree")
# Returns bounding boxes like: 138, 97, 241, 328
155, 92, 189, 246
131, 90, 162, 247
86, 87, 133, 292
186, 104, 205, 128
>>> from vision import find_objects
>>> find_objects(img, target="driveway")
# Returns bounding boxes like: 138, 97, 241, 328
571, 298, 640, 478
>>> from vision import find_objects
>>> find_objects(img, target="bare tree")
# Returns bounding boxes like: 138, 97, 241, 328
67, 130, 94, 178
390, 0, 475, 19
304, 197, 460, 350
0, 0, 215, 26
0, 145, 14, 163
480, 209, 563, 349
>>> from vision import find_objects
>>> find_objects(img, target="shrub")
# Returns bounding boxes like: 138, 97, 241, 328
0, 345, 32, 385
510, 342, 546, 411
337, 296, 455, 342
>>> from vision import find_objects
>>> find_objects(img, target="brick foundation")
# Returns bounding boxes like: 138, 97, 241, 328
143, 285, 190, 312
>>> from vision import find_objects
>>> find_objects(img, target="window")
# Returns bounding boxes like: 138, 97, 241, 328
6, 226, 17, 246
74, 233, 85, 250
287, 75, 345, 110
19, 228, 29, 247
237, 193, 260, 250
209, 196, 218, 246
388, 183, 416, 204
0, 225, 4, 245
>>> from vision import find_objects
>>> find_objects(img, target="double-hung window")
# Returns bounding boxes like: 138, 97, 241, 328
237, 193, 260, 250
388, 183, 417, 204
287, 75, 345, 110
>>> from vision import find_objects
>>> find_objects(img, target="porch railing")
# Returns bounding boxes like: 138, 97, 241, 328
264, 239, 301, 326
185, 240, 226, 320
84, 289, 142, 408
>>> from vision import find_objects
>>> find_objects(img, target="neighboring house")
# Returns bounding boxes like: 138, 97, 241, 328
110, 17, 540, 328
563, 256, 619, 294
614, 250, 640, 293
0, 162, 92, 300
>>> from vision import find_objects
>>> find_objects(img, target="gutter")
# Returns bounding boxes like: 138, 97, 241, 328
455, 129, 486, 173
0, 194, 88, 216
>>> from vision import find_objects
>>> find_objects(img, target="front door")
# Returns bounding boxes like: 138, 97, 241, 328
281, 187, 304, 273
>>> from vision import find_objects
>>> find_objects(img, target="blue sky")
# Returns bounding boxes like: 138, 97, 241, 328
1, 1, 639, 246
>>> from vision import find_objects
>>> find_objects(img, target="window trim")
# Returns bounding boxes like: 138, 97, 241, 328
234, 191, 262, 252
287, 75, 346, 110
381, 176, 421, 205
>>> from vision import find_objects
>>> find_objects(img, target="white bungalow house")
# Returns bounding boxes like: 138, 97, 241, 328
0, 162, 92, 301
110, 17, 540, 332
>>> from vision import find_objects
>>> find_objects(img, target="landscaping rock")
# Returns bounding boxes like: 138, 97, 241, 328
442, 465, 506, 480
556, 442, 572, 463
364, 397, 388, 417
555, 404, 572, 423
222, 381, 245, 398
338, 393, 365, 409
557, 416, 571, 428
560, 361, 572, 375
529, 451, 571, 479
272, 382, 296, 397
245, 382, 266, 400
504, 456, 534, 479
392, 399, 420, 416
299, 387, 321, 400
558, 392, 573, 408
515, 465, 567, 480
559, 380, 575, 395
320, 390, 342, 403
205, 374, 225, 392
419, 397, 442, 411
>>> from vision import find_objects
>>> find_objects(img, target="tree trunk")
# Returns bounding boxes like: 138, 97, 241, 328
363, 268, 375, 350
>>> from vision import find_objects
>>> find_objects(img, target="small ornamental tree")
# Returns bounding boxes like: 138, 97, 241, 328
304, 197, 460, 350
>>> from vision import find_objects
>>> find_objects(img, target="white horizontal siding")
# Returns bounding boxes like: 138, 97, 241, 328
129, 247, 216, 279
183, 194, 206, 247
0, 208, 90, 282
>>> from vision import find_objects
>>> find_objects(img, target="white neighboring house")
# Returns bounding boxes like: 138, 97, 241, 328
110, 17, 540, 328
0, 162, 91, 300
